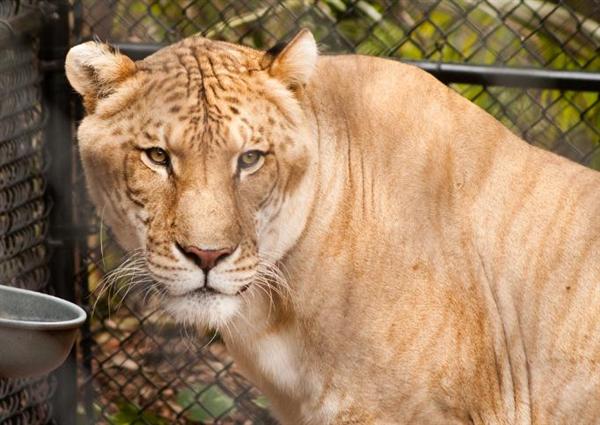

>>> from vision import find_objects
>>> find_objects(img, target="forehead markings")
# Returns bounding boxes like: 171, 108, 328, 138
141, 77, 159, 99
144, 41, 271, 157
188, 47, 237, 152
175, 48, 205, 149
174, 53, 191, 100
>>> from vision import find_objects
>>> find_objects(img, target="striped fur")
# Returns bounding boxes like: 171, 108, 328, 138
66, 31, 600, 424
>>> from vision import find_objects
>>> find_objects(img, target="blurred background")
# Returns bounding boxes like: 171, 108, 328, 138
0, 0, 599, 424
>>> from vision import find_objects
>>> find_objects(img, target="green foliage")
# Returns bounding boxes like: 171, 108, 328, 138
108, 401, 168, 425
252, 395, 270, 409
176, 384, 236, 422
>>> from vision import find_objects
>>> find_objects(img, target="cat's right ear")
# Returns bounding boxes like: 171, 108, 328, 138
65, 41, 136, 112
262, 29, 318, 93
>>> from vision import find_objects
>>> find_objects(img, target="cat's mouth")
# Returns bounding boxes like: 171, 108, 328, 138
162, 282, 247, 329
189, 286, 219, 296
179, 283, 252, 298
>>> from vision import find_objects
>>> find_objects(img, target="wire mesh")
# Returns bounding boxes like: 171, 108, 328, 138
70, 0, 600, 424
0, 1, 55, 424
76, 0, 600, 71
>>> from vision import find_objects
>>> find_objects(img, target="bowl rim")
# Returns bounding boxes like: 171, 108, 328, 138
0, 285, 87, 330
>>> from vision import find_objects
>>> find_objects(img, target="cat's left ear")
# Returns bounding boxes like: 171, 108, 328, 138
263, 29, 318, 92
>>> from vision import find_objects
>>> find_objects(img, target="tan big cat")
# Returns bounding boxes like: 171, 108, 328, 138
66, 29, 600, 424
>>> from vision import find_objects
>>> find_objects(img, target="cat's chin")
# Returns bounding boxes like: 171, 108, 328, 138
162, 292, 242, 330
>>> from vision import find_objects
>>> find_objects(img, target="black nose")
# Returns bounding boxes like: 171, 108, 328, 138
177, 244, 232, 272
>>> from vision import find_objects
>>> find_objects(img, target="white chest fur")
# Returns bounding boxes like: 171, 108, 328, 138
226, 324, 345, 424
254, 330, 302, 394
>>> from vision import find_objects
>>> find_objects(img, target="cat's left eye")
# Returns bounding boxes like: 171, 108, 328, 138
145, 147, 169, 166
238, 150, 265, 171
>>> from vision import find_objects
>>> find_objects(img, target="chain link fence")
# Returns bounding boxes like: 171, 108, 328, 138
65, 0, 600, 424
0, 1, 56, 424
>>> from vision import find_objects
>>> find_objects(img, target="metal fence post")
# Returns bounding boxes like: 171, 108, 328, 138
40, 1, 79, 424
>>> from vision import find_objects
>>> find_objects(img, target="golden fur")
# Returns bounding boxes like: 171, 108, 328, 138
66, 30, 600, 424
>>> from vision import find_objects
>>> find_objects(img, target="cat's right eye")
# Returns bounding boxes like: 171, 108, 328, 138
145, 147, 169, 166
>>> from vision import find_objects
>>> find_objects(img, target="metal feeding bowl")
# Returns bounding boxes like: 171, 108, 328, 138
0, 285, 86, 378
